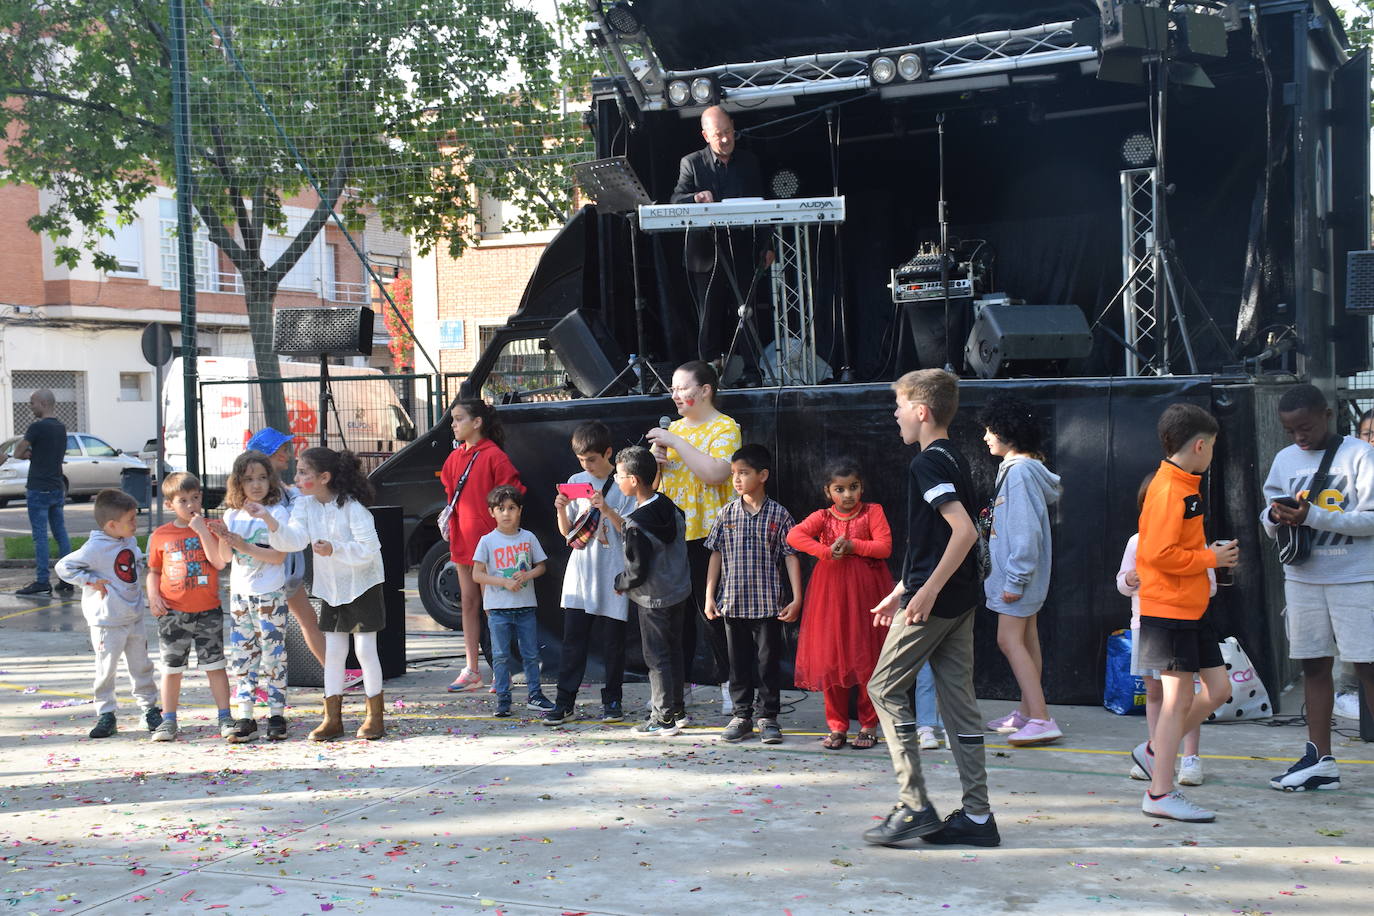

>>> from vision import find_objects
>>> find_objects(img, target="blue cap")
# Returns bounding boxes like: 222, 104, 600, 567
246, 427, 293, 456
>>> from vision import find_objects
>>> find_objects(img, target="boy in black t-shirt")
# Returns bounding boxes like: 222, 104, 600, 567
863, 369, 998, 849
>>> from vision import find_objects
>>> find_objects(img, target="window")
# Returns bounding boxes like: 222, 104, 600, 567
119, 372, 149, 402
104, 217, 142, 276
263, 225, 317, 292
65, 435, 81, 457
80, 435, 118, 457
480, 333, 573, 404
158, 197, 216, 292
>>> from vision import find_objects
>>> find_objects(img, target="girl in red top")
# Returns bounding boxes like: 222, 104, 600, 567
786, 458, 893, 750
442, 399, 524, 691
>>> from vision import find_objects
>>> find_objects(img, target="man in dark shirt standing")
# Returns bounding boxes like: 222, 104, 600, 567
671, 106, 773, 371
14, 389, 73, 597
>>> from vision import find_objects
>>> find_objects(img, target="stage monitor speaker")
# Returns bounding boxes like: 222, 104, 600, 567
548, 308, 627, 397
964, 304, 1092, 379
1345, 250, 1374, 314
274, 306, 375, 357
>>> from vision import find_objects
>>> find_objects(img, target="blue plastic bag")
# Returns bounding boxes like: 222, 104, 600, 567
1103, 628, 1146, 715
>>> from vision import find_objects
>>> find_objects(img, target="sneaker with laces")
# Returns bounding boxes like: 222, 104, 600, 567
88, 712, 117, 739
672, 709, 692, 728
218, 716, 238, 739
15, 581, 51, 597
227, 718, 258, 743
720, 717, 754, 742
862, 803, 942, 845
917, 725, 941, 750
1177, 755, 1204, 786
1270, 741, 1340, 792
921, 809, 1002, 847
447, 667, 484, 692
493, 700, 512, 718
600, 701, 623, 722
150, 719, 178, 742
758, 718, 783, 744
985, 709, 1026, 733
343, 668, 365, 690
266, 715, 288, 740
527, 694, 556, 712
143, 706, 163, 732
541, 706, 573, 725
631, 717, 681, 738
54, 581, 75, 596
1007, 718, 1063, 746
1128, 763, 1150, 781
1130, 739, 1155, 780
1333, 691, 1361, 720
1142, 789, 1215, 822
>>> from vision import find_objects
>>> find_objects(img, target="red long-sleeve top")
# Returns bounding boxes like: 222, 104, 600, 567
440, 438, 524, 565
786, 502, 892, 562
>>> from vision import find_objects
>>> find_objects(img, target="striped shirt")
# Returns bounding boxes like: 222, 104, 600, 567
704, 496, 797, 619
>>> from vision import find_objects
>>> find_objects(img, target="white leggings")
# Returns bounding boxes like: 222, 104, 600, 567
323, 631, 382, 698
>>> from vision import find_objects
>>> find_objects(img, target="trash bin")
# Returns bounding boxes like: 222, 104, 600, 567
120, 466, 152, 511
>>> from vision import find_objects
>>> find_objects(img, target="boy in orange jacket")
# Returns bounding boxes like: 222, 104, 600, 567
1131, 403, 1239, 822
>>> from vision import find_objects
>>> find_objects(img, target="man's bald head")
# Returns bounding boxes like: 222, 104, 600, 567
700, 105, 736, 161
29, 389, 55, 414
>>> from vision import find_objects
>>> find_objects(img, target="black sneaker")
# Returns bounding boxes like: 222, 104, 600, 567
526, 694, 556, 712
920, 809, 1002, 847
265, 716, 288, 741
15, 581, 51, 597
53, 581, 75, 596
862, 803, 942, 846
494, 701, 513, 718
88, 712, 117, 739
720, 717, 754, 742
601, 701, 623, 722
541, 706, 573, 726
227, 718, 258, 743
143, 706, 163, 732
758, 718, 783, 745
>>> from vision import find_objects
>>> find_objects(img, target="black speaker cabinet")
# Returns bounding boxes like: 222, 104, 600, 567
964, 303, 1093, 379
1345, 250, 1374, 314
273, 306, 375, 357
547, 308, 626, 397
285, 505, 407, 687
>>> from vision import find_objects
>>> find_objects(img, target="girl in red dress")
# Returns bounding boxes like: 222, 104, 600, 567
442, 399, 524, 691
787, 458, 893, 750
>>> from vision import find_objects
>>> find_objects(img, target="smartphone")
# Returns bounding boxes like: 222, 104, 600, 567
557, 482, 596, 500
1271, 496, 1301, 509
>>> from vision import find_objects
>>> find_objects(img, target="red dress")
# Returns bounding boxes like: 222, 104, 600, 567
441, 438, 524, 565
787, 502, 893, 691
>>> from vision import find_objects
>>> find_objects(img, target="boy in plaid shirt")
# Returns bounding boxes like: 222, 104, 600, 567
704, 444, 802, 744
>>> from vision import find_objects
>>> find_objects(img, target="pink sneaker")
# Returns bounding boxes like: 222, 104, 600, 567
985, 709, 1026, 734
343, 669, 364, 690
447, 667, 484, 692
1006, 718, 1063, 746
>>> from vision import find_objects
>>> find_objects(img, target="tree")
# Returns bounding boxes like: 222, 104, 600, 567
0, 0, 590, 431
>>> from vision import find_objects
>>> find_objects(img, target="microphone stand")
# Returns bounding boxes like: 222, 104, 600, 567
936, 112, 956, 374
826, 108, 854, 382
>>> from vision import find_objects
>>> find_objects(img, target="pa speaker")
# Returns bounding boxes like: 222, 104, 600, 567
274, 306, 375, 357
964, 304, 1092, 379
548, 308, 627, 397
1345, 250, 1374, 314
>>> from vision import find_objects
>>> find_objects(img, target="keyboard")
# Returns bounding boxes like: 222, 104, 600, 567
638, 196, 845, 232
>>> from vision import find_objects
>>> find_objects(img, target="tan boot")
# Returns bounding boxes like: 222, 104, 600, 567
356, 691, 385, 740
309, 695, 344, 742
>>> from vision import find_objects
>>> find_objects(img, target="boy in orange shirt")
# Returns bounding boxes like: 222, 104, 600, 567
145, 472, 232, 742
1131, 404, 1239, 822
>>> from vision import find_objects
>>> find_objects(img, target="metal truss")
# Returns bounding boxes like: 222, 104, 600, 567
770, 226, 819, 386
1121, 168, 1165, 377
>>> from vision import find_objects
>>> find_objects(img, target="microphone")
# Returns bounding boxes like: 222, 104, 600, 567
659, 416, 672, 430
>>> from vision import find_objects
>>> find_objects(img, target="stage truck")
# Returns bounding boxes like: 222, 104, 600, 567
371, 0, 1370, 707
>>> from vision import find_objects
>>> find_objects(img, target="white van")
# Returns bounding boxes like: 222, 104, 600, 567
162, 356, 418, 485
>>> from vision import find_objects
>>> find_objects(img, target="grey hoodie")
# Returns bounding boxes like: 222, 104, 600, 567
985, 455, 1062, 613
54, 530, 147, 628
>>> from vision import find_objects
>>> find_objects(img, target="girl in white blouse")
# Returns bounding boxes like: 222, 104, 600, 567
248, 447, 386, 742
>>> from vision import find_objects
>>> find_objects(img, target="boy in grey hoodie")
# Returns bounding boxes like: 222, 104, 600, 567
55, 489, 162, 739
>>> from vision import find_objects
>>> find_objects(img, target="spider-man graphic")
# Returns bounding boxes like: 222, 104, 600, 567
113, 548, 137, 584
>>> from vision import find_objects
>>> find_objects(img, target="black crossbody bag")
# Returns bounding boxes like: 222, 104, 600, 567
1275, 435, 1339, 566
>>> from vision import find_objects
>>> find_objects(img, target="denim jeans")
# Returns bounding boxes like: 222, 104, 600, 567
915, 664, 943, 729
27, 487, 71, 585
488, 608, 543, 703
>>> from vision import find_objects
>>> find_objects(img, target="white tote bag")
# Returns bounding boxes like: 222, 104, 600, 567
1205, 636, 1272, 722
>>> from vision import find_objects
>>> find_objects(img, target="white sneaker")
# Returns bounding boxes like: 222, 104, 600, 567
917, 725, 941, 750
1333, 691, 1361, 720
1142, 790, 1215, 822
1177, 755, 1205, 786
1128, 763, 1150, 780
720, 682, 734, 716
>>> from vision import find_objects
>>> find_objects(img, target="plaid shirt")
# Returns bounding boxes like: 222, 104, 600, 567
703, 496, 796, 619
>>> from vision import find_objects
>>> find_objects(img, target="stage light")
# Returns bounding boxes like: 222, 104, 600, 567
690, 76, 717, 105
769, 168, 800, 199
667, 79, 691, 107
604, 1, 642, 37
870, 56, 897, 85
897, 52, 926, 82
1121, 131, 1153, 167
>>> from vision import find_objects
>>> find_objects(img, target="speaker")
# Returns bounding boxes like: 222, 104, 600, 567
547, 308, 627, 397
284, 505, 407, 687
1345, 251, 1374, 314
273, 307, 375, 357
964, 304, 1093, 379
1361, 679, 1374, 742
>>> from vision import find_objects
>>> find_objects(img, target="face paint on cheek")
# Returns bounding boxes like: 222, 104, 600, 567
685, 398, 695, 407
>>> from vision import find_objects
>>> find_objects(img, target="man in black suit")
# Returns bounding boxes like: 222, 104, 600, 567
671, 106, 773, 370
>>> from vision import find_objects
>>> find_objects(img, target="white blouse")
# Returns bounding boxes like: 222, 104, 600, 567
267, 496, 384, 606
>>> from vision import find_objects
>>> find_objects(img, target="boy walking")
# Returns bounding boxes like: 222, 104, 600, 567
146, 472, 232, 742
546, 422, 635, 725
613, 446, 692, 738
704, 444, 801, 744
55, 489, 161, 738
1261, 384, 1374, 791
1131, 403, 1238, 821
471, 485, 553, 717
864, 369, 998, 848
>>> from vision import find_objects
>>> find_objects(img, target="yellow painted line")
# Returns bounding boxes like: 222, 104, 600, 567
0, 600, 65, 621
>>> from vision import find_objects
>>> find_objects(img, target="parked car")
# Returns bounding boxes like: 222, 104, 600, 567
0, 433, 147, 506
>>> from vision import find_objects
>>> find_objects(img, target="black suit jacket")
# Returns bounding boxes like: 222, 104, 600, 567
669, 146, 767, 273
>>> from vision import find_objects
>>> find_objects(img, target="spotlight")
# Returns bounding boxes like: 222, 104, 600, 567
690, 76, 717, 105
667, 79, 691, 107
769, 168, 800, 199
604, 1, 641, 37
869, 56, 897, 86
1121, 131, 1153, 167
897, 52, 926, 82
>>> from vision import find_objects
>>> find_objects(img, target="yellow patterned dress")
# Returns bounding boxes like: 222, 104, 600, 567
658, 412, 742, 541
